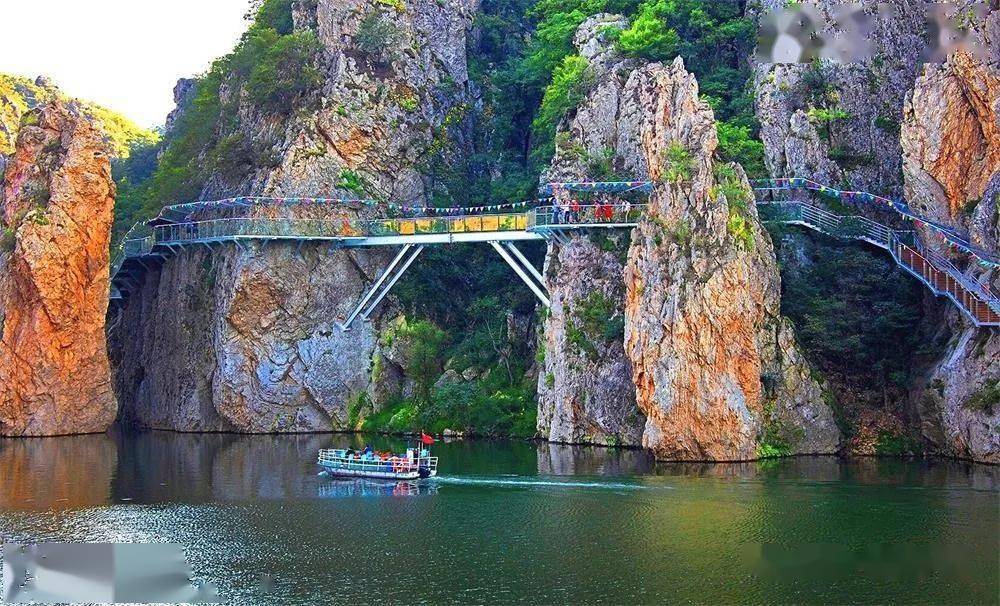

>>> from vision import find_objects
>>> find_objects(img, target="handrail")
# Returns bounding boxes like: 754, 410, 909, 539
110, 194, 998, 325
149, 213, 531, 245
759, 200, 999, 324
531, 204, 646, 228
752, 177, 998, 266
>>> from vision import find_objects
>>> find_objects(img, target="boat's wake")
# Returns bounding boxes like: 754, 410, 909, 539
431, 476, 648, 490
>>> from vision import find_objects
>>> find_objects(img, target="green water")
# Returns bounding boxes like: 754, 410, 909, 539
1, 431, 997, 604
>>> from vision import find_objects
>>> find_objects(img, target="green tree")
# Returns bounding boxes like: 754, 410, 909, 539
532, 54, 591, 159
616, 0, 756, 124
717, 121, 765, 177
401, 320, 448, 404
246, 31, 323, 112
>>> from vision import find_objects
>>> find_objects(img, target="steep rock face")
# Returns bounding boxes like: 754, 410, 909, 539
204, 0, 480, 199
903, 53, 1000, 463
0, 101, 117, 436
902, 52, 1000, 240
113, 244, 391, 432
753, 0, 928, 192
537, 234, 643, 446
112, 0, 479, 432
536, 17, 837, 456
535, 14, 644, 446
915, 326, 1000, 463
623, 59, 839, 461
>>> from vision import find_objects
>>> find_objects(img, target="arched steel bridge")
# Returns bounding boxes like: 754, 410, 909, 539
110, 179, 1000, 328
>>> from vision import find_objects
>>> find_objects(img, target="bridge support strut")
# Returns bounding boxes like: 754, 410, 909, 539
490, 241, 551, 308
339, 244, 424, 331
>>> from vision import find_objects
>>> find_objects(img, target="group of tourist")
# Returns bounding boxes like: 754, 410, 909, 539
549, 186, 632, 225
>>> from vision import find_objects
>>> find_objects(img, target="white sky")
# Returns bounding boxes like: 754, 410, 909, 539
0, 0, 252, 128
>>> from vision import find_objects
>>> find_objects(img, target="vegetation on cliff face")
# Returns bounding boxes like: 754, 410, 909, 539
359, 313, 537, 437
769, 227, 942, 453
112, 0, 321, 242
106, 0, 961, 451
0, 74, 157, 158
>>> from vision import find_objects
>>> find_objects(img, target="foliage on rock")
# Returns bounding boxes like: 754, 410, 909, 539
0, 74, 157, 158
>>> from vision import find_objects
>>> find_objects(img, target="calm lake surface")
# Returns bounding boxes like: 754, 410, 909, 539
1, 431, 997, 605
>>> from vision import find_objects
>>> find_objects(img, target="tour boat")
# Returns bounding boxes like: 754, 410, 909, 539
317, 442, 438, 480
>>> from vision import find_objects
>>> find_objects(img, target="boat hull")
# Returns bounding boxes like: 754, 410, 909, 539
319, 465, 437, 480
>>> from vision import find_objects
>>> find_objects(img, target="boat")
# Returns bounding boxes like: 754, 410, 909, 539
317, 443, 439, 480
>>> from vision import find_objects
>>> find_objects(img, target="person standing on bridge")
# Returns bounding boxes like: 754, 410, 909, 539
551, 185, 563, 225
600, 196, 612, 222
570, 197, 581, 223
553, 185, 570, 225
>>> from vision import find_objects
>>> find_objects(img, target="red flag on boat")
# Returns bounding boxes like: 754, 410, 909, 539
420, 432, 435, 445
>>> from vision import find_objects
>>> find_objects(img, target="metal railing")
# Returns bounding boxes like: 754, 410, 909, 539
760, 201, 999, 325
891, 236, 1000, 324
150, 213, 532, 245
758, 202, 892, 249
530, 205, 646, 229
111, 195, 998, 325
752, 177, 998, 266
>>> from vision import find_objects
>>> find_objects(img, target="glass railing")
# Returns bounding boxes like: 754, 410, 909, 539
135, 213, 533, 247
531, 205, 646, 228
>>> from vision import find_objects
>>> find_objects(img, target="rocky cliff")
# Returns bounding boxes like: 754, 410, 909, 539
0, 74, 157, 160
536, 16, 838, 458
902, 52, 1000, 246
112, 0, 480, 432
0, 101, 117, 436
536, 232, 644, 446
535, 15, 644, 446
903, 53, 1000, 463
623, 58, 839, 461
753, 0, 928, 192
753, 2, 1000, 463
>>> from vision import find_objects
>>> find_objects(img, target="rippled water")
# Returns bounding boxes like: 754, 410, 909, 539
1, 431, 997, 604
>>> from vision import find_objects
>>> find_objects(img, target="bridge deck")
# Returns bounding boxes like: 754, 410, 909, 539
110, 184, 998, 327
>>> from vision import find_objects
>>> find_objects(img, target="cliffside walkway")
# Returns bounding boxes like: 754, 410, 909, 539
756, 202, 1000, 326
110, 179, 999, 328
109, 201, 643, 328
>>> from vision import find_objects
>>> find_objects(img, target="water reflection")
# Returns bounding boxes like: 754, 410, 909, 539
536, 442, 654, 476
317, 477, 439, 498
1, 431, 997, 604
653, 456, 1000, 489
2, 431, 997, 513
0, 434, 117, 511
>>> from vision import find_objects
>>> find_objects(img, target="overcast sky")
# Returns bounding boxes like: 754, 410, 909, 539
1, 0, 252, 128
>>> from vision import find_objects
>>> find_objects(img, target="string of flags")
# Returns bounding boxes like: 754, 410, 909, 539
164, 195, 555, 217
752, 177, 1000, 269
540, 181, 654, 195
160, 179, 655, 219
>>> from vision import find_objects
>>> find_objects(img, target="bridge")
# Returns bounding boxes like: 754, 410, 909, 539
110, 179, 999, 328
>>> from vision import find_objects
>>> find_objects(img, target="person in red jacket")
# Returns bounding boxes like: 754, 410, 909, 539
570, 198, 581, 223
